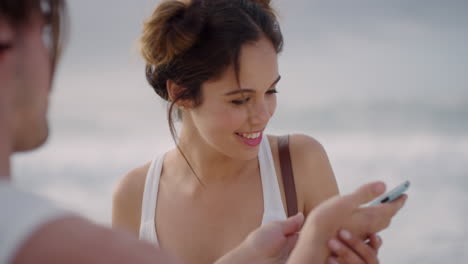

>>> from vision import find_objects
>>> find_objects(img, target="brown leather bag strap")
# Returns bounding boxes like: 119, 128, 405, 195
277, 135, 298, 217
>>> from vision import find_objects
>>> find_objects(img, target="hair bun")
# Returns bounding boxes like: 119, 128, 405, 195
140, 0, 201, 68
252, 0, 272, 7
251, 0, 275, 15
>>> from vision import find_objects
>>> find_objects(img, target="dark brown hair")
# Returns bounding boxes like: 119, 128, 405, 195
141, 0, 283, 182
0, 0, 66, 71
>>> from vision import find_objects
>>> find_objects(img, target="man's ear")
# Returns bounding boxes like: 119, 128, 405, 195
166, 79, 192, 109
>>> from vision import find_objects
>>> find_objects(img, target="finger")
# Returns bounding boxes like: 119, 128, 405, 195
327, 256, 341, 264
357, 194, 408, 233
280, 212, 304, 235
345, 182, 386, 208
337, 229, 378, 264
328, 238, 366, 264
387, 194, 408, 216
284, 232, 300, 255
374, 194, 408, 223
368, 234, 382, 252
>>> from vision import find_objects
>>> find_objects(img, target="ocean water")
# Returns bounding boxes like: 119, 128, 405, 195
11, 0, 468, 262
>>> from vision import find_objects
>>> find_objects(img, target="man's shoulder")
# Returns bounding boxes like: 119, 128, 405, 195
0, 180, 72, 264
0, 180, 66, 215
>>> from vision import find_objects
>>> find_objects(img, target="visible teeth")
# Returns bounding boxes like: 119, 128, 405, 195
239, 132, 261, 139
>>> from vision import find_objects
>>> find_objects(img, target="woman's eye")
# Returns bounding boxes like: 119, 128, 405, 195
266, 88, 278, 94
231, 97, 250, 105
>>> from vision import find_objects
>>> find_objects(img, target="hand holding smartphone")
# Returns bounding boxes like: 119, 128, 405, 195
366, 180, 410, 206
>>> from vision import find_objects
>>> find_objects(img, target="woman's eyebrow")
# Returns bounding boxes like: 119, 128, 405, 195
224, 75, 281, 96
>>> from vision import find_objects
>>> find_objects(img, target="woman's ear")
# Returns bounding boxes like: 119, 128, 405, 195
166, 79, 192, 109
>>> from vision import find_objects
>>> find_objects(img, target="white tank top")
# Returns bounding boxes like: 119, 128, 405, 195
139, 136, 287, 245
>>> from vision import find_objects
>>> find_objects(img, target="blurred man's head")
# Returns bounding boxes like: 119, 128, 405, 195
0, 0, 65, 152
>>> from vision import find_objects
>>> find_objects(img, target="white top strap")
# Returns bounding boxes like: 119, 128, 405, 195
139, 154, 165, 245
259, 137, 287, 224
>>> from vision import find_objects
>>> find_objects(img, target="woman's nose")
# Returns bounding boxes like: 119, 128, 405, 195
248, 101, 271, 125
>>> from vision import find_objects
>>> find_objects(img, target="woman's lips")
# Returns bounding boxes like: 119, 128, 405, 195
235, 131, 263, 147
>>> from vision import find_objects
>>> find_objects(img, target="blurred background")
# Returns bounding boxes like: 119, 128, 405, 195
12, 0, 468, 263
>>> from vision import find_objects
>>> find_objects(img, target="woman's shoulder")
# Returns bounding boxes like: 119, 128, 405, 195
114, 162, 152, 204
267, 133, 325, 157
267, 133, 332, 187
268, 133, 338, 215
112, 162, 152, 235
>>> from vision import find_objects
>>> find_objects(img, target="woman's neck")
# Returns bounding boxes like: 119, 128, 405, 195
175, 127, 257, 185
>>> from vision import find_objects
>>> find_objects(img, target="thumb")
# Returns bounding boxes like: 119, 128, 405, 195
346, 182, 386, 207
280, 212, 304, 236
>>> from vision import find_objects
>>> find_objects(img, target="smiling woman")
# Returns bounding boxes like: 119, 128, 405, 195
111, 1, 384, 264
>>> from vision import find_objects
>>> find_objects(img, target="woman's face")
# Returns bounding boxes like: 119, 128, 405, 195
186, 36, 280, 160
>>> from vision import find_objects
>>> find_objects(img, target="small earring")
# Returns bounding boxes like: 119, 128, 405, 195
179, 105, 185, 111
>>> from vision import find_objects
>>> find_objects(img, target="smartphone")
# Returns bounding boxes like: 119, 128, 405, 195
367, 180, 410, 206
